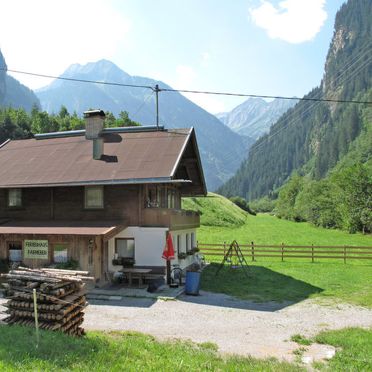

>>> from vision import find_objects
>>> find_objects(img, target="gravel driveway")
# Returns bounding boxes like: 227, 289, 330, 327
84, 291, 372, 362
1, 292, 371, 362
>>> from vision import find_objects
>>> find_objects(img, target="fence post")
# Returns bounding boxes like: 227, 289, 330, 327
33, 289, 40, 348
223, 241, 226, 257
281, 243, 284, 262
251, 241, 255, 262
344, 245, 346, 264
311, 244, 314, 263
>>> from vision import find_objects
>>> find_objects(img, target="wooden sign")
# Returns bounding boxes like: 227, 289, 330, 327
24, 240, 49, 259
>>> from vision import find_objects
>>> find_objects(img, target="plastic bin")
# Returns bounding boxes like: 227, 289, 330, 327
185, 271, 201, 295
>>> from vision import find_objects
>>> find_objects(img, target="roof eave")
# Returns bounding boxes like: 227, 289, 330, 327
0, 178, 192, 189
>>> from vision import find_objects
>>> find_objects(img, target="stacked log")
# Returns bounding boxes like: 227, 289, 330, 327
1, 267, 93, 336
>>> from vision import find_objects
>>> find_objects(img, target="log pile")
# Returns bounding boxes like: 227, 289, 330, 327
1, 267, 93, 336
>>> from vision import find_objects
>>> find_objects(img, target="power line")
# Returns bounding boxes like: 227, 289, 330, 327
1, 67, 371, 105
1, 68, 153, 90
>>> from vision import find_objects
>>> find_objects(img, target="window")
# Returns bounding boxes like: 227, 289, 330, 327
85, 186, 104, 209
191, 232, 195, 250
167, 189, 175, 209
176, 235, 181, 255
115, 238, 135, 258
8, 189, 22, 208
8, 241, 22, 262
53, 244, 68, 263
185, 233, 190, 252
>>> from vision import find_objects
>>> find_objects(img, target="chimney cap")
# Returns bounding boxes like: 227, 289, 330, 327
84, 109, 105, 118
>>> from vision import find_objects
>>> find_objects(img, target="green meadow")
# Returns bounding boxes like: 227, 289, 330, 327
184, 193, 372, 307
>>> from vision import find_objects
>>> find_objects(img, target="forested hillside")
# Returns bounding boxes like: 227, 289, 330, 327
0, 49, 40, 111
219, 0, 371, 201
0, 106, 139, 145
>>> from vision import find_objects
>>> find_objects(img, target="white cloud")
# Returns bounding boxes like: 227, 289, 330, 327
174, 65, 196, 89
249, 0, 327, 43
0, 0, 131, 89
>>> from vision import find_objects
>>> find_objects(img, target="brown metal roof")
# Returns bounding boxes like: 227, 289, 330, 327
0, 220, 125, 240
0, 129, 199, 188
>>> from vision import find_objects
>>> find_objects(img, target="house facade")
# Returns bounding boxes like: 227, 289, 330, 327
0, 110, 206, 284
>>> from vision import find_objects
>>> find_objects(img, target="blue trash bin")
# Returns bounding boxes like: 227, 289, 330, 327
185, 271, 201, 295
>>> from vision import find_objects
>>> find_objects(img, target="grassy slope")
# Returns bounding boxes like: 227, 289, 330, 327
183, 194, 372, 307
0, 326, 300, 371
198, 213, 372, 246
182, 192, 247, 227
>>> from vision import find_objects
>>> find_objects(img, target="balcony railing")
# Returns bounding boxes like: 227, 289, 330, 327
142, 208, 200, 229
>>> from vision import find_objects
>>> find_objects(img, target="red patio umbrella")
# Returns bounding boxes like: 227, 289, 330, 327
162, 233, 175, 284
162, 232, 175, 260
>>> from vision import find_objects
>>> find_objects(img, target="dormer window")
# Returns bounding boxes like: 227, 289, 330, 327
85, 186, 104, 209
8, 189, 22, 208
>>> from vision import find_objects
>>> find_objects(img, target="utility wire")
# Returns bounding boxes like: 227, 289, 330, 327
1, 68, 153, 90
1, 67, 371, 105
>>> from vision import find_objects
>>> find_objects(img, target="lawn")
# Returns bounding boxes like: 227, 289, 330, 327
200, 262, 372, 307
0, 325, 300, 371
198, 213, 372, 246
183, 193, 372, 307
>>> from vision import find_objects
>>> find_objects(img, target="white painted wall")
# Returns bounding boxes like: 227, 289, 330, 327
170, 228, 198, 270
108, 226, 199, 273
108, 227, 168, 272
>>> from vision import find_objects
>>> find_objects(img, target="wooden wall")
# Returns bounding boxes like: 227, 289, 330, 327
0, 234, 104, 282
0, 185, 140, 224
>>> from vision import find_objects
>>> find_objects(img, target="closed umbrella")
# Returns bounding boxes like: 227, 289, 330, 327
162, 232, 175, 284
162, 232, 175, 260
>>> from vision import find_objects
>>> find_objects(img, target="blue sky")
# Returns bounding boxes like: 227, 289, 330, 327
1, 0, 345, 113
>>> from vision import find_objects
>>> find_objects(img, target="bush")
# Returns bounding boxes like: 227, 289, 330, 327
250, 196, 276, 213
229, 196, 256, 215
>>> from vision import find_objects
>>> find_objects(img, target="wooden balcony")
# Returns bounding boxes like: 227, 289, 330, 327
142, 208, 200, 229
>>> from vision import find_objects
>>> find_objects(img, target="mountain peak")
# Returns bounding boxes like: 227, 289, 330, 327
62, 59, 130, 80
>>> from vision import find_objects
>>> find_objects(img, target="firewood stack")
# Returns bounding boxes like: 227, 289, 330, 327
1, 267, 94, 336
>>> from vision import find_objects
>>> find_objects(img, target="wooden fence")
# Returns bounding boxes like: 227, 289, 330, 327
197, 242, 372, 263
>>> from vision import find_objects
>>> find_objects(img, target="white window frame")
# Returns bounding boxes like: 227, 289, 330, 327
84, 186, 104, 209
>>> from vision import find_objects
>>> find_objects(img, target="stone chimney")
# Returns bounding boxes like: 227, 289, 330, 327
84, 110, 105, 160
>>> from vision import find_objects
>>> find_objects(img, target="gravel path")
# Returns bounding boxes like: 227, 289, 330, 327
84, 291, 372, 362
1, 292, 371, 362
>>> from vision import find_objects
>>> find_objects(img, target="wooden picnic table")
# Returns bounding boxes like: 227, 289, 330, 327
119, 268, 152, 286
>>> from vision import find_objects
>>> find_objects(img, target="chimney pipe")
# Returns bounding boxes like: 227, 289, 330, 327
84, 110, 105, 160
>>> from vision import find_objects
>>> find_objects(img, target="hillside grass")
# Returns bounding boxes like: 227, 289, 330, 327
0, 326, 300, 371
183, 194, 372, 307
182, 192, 247, 227
198, 213, 372, 246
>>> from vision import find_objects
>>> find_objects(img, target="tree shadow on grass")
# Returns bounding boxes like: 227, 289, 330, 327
181, 263, 323, 312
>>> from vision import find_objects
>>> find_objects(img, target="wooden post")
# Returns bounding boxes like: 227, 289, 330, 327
251, 241, 255, 262
311, 244, 314, 263
33, 289, 40, 348
281, 243, 284, 262
223, 241, 226, 257
344, 245, 346, 264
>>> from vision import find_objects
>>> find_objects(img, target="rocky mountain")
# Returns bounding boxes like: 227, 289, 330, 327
219, 0, 371, 200
0, 49, 40, 111
217, 98, 297, 139
36, 60, 253, 190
